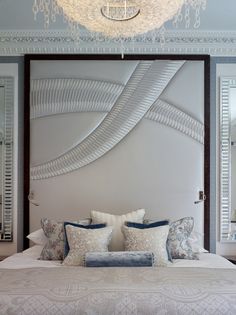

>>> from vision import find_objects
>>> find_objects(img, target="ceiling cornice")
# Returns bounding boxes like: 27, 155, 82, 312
0, 30, 236, 56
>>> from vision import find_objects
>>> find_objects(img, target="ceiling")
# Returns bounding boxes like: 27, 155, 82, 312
0, 0, 235, 31
0, 0, 236, 55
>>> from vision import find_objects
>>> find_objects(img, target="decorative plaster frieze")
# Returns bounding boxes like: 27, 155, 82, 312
31, 60, 184, 179
1, 30, 236, 56
146, 99, 204, 144
30, 77, 204, 144
30, 78, 123, 119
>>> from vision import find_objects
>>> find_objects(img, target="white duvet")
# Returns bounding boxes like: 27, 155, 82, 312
0, 245, 234, 269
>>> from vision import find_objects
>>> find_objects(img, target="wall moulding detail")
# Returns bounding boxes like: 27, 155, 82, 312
30, 78, 124, 119
30, 60, 184, 179
30, 76, 204, 145
1, 30, 236, 56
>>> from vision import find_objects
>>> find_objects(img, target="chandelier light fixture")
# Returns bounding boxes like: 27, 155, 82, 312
32, 0, 207, 41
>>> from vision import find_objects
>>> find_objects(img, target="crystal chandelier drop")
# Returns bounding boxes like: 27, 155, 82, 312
32, 0, 207, 40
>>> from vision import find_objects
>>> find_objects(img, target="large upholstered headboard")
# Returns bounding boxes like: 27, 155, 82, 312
24, 55, 210, 249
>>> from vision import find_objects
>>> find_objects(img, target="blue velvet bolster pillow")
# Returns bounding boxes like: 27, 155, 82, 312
125, 220, 172, 262
85, 251, 154, 267
64, 222, 106, 257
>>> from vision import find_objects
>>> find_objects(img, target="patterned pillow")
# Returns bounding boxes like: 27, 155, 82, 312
167, 217, 199, 260
64, 222, 106, 257
63, 225, 113, 266
91, 209, 145, 251
40, 218, 91, 260
122, 224, 169, 266
125, 220, 172, 262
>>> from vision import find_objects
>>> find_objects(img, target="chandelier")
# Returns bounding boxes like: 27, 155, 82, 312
32, 0, 206, 40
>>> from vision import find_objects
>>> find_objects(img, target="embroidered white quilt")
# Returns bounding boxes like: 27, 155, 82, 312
0, 266, 236, 315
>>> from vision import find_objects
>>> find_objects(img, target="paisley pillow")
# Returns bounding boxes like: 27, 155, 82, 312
63, 225, 113, 266
167, 217, 198, 260
40, 218, 91, 260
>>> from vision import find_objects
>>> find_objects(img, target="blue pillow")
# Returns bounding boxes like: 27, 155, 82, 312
126, 220, 169, 229
125, 220, 172, 262
64, 222, 106, 257
85, 251, 154, 267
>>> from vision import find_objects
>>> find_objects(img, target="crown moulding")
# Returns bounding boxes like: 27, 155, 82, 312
0, 29, 236, 56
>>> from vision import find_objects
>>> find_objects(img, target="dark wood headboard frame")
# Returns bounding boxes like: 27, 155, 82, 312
24, 54, 210, 250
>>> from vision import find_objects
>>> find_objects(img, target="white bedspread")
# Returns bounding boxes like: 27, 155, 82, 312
0, 264, 236, 315
0, 247, 61, 269
0, 250, 236, 314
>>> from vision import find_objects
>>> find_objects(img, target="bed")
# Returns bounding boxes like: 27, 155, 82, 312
0, 215, 236, 315
2, 55, 236, 315
0, 247, 236, 315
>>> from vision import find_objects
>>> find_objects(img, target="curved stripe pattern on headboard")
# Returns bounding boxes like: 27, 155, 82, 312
30, 60, 185, 179
30, 78, 124, 119
146, 99, 204, 144
30, 80, 204, 145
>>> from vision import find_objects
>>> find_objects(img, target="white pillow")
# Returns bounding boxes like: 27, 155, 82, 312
27, 228, 47, 246
189, 231, 208, 253
23, 245, 44, 258
122, 224, 169, 266
63, 225, 113, 266
91, 209, 145, 251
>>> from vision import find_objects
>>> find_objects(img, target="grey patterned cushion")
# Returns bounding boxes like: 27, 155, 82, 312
167, 217, 199, 260
125, 220, 172, 262
122, 224, 169, 266
40, 218, 91, 260
63, 225, 113, 266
